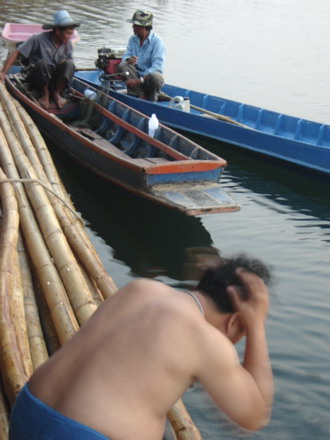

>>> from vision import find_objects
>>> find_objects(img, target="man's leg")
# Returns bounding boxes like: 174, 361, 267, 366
144, 72, 164, 102
117, 61, 145, 98
51, 59, 75, 108
25, 60, 54, 108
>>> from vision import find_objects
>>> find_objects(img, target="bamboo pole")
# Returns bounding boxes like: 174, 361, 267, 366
0, 167, 31, 404
0, 86, 98, 325
168, 399, 202, 440
18, 235, 49, 369
0, 82, 203, 439
0, 126, 79, 344
0, 380, 9, 440
78, 261, 104, 307
11, 237, 33, 378
12, 96, 117, 299
14, 101, 66, 198
33, 279, 61, 355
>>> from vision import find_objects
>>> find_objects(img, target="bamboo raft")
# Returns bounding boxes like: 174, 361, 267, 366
0, 82, 202, 440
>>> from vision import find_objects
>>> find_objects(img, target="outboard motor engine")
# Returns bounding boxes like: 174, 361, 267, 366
95, 47, 112, 70
95, 47, 126, 75
95, 47, 128, 91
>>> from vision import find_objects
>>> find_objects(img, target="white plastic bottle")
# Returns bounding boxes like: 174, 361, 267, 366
148, 113, 159, 137
84, 89, 97, 100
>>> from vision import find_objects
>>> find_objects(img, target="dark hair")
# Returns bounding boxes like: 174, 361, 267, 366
56, 26, 77, 31
197, 254, 272, 313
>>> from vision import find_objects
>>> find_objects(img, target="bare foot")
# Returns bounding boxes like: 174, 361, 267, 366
38, 95, 50, 109
53, 93, 67, 109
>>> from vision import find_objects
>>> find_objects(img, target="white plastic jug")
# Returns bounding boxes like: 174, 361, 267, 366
168, 96, 190, 112
84, 89, 97, 100
148, 113, 159, 137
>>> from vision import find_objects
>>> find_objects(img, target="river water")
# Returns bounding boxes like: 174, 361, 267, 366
1, 1, 329, 439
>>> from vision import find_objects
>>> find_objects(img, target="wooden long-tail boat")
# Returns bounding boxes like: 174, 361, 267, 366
5, 67, 239, 216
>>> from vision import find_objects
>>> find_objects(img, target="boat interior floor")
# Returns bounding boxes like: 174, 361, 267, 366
71, 126, 168, 166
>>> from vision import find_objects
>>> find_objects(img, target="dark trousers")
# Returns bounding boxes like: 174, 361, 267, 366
25, 59, 75, 93
117, 61, 164, 102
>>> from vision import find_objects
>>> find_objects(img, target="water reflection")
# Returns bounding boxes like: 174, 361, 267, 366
48, 143, 222, 281
198, 136, 330, 231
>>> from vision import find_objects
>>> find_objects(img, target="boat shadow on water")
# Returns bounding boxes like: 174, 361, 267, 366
48, 142, 222, 281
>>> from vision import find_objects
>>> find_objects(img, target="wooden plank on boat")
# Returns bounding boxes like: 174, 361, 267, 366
151, 183, 240, 215
71, 127, 131, 159
72, 127, 169, 167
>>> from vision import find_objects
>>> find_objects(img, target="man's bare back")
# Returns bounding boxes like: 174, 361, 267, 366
28, 280, 214, 439
13, 256, 274, 440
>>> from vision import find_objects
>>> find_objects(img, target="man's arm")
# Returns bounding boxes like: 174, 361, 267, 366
231, 270, 274, 422
146, 38, 166, 75
0, 49, 20, 81
196, 270, 274, 431
122, 35, 135, 62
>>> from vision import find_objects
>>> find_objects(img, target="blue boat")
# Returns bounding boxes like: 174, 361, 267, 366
74, 69, 330, 176
4, 67, 239, 216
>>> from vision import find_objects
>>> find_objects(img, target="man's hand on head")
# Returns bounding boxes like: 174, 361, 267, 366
227, 268, 269, 331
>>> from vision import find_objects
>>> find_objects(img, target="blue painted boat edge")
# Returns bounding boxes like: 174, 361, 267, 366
73, 70, 330, 176
108, 92, 330, 175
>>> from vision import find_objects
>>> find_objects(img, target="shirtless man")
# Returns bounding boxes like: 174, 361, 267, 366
0, 10, 79, 109
9, 255, 274, 440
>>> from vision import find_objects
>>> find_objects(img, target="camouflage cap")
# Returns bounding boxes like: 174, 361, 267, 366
127, 10, 153, 27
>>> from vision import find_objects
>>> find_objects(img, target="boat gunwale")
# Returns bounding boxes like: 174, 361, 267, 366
5, 75, 226, 177
70, 77, 227, 165
76, 70, 330, 152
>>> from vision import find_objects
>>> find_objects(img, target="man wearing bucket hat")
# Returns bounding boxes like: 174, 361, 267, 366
0, 10, 79, 109
117, 10, 166, 102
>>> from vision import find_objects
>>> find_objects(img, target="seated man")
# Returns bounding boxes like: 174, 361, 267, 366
117, 10, 166, 102
9, 254, 274, 440
0, 10, 79, 109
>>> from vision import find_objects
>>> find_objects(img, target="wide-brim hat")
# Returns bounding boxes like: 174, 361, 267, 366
42, 10, 80, 30
127, 10, 153, 27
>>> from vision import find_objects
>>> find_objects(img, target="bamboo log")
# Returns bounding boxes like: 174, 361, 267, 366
78, 260, 104, 307
18, 235, 49, 369
33, 279, 61, 355
0, 167, 31, 404
12, 96, 117, 299
0, 83, 202, 439
14, 101, 66, 199
0, 380, 9, 440
11, 238, 33, 378
0, 126, 79, 344
168, 399, 202, 440
0, 88, 98, 325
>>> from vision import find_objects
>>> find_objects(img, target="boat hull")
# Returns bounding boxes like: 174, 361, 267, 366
74, 70, 330, 176
5, 72, 239, 216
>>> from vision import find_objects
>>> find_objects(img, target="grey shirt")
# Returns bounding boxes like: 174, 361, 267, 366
19, 31, 73, 67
